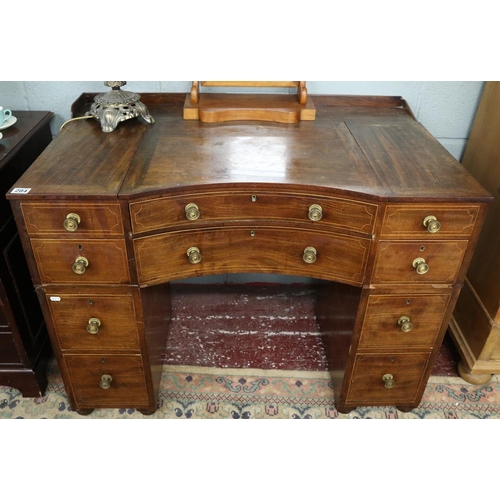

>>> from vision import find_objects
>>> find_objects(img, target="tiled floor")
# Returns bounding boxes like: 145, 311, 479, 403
166, 283, 461, 376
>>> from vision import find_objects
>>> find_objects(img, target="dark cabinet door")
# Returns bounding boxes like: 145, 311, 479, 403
0, 111, 53, 396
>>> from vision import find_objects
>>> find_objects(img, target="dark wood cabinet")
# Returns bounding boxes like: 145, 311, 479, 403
0, 111, 53, 396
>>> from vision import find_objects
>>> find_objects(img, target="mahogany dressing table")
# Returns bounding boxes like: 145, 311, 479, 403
7, 94, 492, 414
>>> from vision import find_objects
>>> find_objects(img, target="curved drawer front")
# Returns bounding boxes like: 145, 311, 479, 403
345, 352, 430, 405
21, 202, 123, 237
64, 354, 149, 408
359, 293, 451, 349
46, 293, 140, 351
129, 192, 377, 235
31, 239, 130, 284
381, 204, 480, 238
372, 240, 468, 285
134, 227, 371, 286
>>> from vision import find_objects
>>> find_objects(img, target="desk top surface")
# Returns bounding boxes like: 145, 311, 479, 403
7, 95, 492, 203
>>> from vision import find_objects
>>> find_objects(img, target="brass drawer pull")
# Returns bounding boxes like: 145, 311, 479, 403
412, 257, 429, 274
398, 316, 413, 332
87, 317, 101, 335
303, 246, 317, 264
99, 374, 112, 390
185, 203, 200, 221
423, 215, 441, 233
382, 373, 395, 389
63, 213, 81, 232
308, 204, 323, 221
187, 246, 202, 264
72, 256, 89, 274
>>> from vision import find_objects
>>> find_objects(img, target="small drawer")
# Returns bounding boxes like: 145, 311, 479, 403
345, 352, 430, 405
21, 202, 123, 237
372, 240, 468, 285
129, 192, 378, 235
359, 293, 451, 349
31, 239, 130, 284
64, 354, 149, 408
134, 227, 371, 286
46, 292, 140, 351
381, 204, 480, 238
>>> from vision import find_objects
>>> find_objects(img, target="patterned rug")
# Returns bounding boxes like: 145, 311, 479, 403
1, 359, 500, 419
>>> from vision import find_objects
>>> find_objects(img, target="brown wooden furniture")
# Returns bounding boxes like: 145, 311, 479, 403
0, 110, 53, 396
7, 93, 491, 414
184, 81, 316, 123
449, 81, 500, 384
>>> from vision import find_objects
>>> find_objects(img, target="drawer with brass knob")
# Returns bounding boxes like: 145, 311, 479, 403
99, 374, 113, 389
30, 239, 130, 284
45, 290, 140, 351
72, 256, 89, 275
345, 352, 430, 406
63, 213, 81, 232
63, 354, 149, 408
372, 240, 468, 284
187, 246, 202, 264
381, 204, 481, 238
20, 202, 123, 237
302, 246, 317, 264
358, 293, 451, 349
129, 192, 378, 235
134, 227, 371, 286
87, 317, 101, 335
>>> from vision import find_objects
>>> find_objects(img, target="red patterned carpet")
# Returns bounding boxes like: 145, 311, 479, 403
166, 282, 461, 376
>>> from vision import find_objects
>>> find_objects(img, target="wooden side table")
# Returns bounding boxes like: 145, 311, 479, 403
449, 82, 500, 384
0, 111, 54, 396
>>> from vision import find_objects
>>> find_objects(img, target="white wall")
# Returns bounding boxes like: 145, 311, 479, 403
0, 81, 485, 161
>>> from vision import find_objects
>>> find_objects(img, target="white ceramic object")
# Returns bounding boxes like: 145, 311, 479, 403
0, 115, 17, 131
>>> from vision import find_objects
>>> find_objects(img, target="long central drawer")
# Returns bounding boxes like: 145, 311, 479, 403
129, 192, 378, 235
133, 227, 372, 286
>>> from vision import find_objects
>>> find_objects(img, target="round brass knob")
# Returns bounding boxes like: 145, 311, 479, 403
187, 246, 202, 264
303, 246, 317, 264
423, 215, 441, 233
63, 213, 81, 232
99, 374, 112, 390
412, 257, 429, 275
185, 203, 200, 221
87, 317, 101, 335
308, 204, 323, 221
398, 316, 413, 332
382, 373, 395, 389
72, 256, 89, 274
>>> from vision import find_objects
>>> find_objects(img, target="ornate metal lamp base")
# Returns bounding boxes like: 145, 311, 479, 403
87, 81, 155, 133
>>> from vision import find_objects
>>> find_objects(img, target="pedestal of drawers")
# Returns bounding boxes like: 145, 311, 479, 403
320, 203, 479, 412
16, 201, 171, 414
